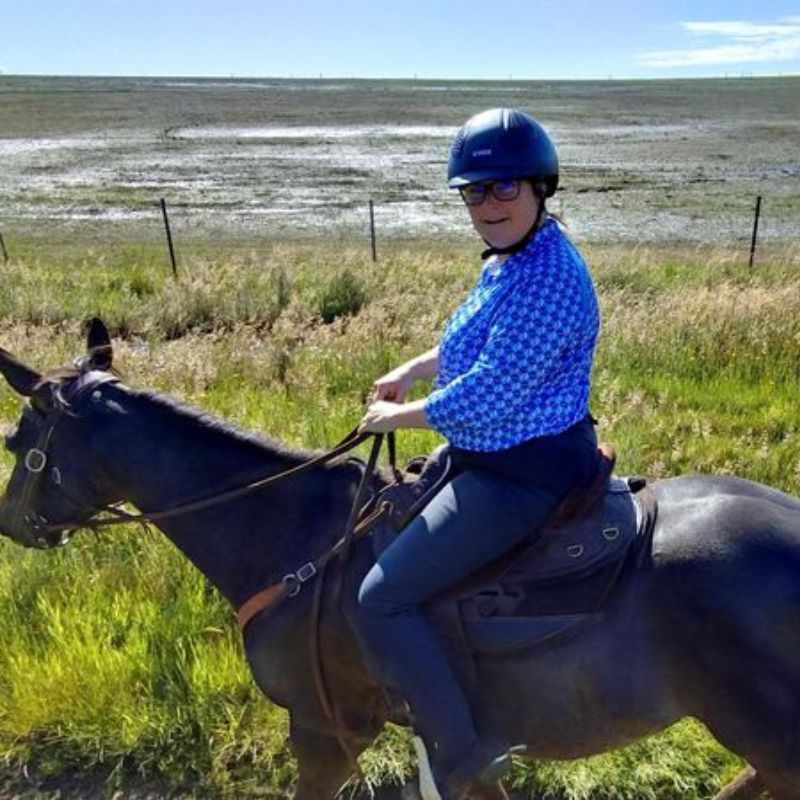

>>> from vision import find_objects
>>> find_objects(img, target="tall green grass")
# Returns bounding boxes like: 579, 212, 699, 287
0, 239, 798, 797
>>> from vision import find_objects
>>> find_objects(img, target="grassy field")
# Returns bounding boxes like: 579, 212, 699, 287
0, 236, 799, 798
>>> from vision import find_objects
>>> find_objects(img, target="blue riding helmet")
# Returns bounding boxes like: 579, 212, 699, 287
448, 108, 559, 197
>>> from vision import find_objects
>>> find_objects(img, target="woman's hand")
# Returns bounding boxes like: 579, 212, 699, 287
369, 347, 440, 403
370, 367, 415, 403
360, 400, 404, 433
359, 399, 431, 434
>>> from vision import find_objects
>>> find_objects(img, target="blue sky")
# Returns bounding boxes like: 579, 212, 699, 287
2, 0, 799, 79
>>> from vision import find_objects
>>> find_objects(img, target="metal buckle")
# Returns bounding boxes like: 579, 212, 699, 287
283, 562, 318, 597
25, 448, 47, 473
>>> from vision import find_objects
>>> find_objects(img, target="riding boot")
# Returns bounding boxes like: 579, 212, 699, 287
434, 738, 514, 800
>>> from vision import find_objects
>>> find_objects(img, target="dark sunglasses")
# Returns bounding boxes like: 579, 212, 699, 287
459, 179, 522, 206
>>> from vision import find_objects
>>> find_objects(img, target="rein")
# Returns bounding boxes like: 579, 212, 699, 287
36, 425, 376, 535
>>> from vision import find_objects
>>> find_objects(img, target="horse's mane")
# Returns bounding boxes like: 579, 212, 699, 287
36, 364, 123, 388
134, 385, 327, 464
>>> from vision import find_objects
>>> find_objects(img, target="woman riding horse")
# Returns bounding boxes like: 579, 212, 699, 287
355, 107, 601, 799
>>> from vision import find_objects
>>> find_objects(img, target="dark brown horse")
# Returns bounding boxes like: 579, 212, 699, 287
0, 322, 799, 800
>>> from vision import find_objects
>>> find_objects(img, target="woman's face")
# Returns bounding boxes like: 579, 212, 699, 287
466, 180, 540, 250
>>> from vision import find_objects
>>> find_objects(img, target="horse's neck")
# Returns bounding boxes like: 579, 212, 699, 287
104, 387, 361, 608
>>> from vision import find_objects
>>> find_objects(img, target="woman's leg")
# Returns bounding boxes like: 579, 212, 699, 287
353, 469, 559, 768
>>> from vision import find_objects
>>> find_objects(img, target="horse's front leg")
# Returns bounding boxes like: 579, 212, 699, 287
290, 722, 366, 800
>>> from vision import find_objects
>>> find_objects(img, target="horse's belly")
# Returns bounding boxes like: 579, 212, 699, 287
474, 574, 681, 758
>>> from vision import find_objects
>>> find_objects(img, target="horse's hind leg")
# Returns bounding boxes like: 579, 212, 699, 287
705, 708, 799, 799
700, 678, 799, 800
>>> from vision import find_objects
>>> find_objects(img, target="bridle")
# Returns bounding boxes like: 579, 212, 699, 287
13, 372, 130, 546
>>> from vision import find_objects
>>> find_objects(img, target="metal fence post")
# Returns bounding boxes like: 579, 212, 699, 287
748, 195, 762, 268
160, 198, 178, 277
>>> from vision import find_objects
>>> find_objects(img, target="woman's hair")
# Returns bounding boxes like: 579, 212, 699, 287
528, 177, 566, 227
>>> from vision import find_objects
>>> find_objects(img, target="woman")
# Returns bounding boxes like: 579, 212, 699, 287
355, 108, 600, 798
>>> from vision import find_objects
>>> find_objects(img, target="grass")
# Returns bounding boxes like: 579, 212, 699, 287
0, 237, 799, 797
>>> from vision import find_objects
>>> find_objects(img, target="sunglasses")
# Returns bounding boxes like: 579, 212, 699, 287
459, 180, 522, 206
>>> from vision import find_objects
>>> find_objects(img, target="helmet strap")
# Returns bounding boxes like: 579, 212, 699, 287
480, 194, 547, 261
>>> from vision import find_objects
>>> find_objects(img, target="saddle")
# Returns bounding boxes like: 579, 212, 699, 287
364, 444, 657, 658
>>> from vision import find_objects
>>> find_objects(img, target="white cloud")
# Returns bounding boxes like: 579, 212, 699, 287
639, 17, 800, 68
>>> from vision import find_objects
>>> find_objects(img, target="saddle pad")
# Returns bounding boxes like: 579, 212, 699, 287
501, 477, 639, 585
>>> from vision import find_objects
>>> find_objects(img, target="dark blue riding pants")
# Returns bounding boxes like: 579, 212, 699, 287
352, 417, 597, 768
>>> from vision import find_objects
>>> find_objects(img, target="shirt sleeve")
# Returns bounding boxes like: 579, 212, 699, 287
424, 255, 589, 438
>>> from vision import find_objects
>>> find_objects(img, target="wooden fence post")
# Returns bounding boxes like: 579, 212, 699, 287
369, 199, 377, 263
0, 232, 8, 264
748, 195, 762, 268
160, 198, 178, 277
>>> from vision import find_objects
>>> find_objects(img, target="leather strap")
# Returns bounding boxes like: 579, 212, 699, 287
236, 583, 288, 629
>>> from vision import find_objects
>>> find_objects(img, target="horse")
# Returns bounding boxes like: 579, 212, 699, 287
0, 321, 799, 800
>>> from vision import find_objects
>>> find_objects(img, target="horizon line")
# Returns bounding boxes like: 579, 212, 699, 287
2, 71, 799, 83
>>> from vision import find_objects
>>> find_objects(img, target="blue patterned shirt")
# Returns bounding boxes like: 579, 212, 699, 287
424, 220, 599, 451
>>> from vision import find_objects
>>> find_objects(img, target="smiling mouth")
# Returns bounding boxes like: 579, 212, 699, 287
484, 218, 509, 225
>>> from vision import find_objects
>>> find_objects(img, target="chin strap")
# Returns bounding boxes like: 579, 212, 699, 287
480, 199, 547, 261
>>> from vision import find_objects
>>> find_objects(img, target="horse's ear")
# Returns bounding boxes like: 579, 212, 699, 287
0, 348, 41, 397
86, 317, 113, 371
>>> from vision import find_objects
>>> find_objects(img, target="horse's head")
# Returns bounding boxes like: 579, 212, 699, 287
0, 318, 123, 549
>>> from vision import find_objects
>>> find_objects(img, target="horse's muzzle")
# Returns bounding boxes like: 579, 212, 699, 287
0, 497, 70, 549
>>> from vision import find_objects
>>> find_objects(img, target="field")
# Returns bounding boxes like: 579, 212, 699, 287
1, 75, 799, 245
0, 76, 799, 799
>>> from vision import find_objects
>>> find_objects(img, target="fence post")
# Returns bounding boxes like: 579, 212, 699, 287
160, 198, 178, 277
748, 195, 762, 268
0, 232, 8, 264
369, 199, 377, 263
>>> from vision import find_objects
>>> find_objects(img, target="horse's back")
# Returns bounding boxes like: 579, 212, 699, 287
651, 473, 800, 563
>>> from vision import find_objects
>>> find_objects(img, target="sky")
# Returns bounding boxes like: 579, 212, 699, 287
1, 0, 800, 80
